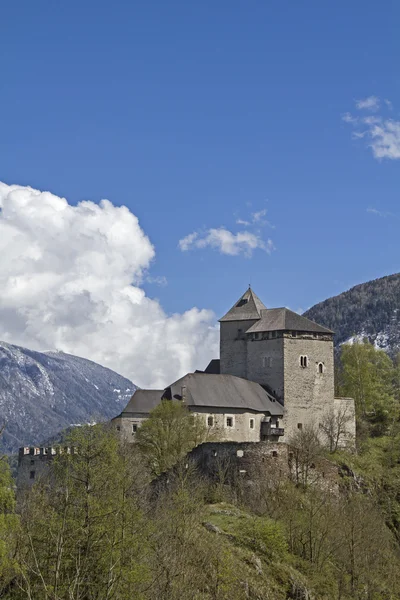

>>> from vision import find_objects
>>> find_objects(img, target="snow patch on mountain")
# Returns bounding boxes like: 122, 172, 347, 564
0, 341, 137, 454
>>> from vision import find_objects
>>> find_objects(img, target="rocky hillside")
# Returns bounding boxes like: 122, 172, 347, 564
0, 341, 136, 453
304, 273, 400, 354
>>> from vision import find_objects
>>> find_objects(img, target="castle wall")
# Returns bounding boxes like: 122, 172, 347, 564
112, 414, 147, 442
192, 407, 276, 443
246, 338, 285, 400
282, 337, 335, 442
334, 397, 356, 448
219, 320, 257, 378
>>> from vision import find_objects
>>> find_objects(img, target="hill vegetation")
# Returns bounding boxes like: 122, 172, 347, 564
304, 273, 400, 353
2, 341, 400, 599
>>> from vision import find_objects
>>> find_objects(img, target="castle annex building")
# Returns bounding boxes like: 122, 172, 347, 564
113, 288, 356, 446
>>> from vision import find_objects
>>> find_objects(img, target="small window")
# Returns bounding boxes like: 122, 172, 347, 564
249, 418, 255, 429
132, 424, 138, 433
116, 426, 121, 432
297, 423, 303, 430
30, 471, 35, 480
292, 331, 297, 337
271, 331, 277, 339
318, 362, 324, 374
207, 415, 214, 427
300, 355, 308, 368
226, 417, 234, 428
272, 451, 278, 458
255, 332, 261, 340
30, 459, 35, 466
263, 356, 272, 368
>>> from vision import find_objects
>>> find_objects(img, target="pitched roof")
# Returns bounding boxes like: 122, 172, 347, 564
245, 308, 334, 334
204, 359, 220, 374
167, 372, 283, 415
219, 288, 267, 322
119, 389, 163, 415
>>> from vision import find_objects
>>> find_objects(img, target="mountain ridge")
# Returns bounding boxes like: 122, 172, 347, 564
0, 340, 137, 453
304, 273, 400, 355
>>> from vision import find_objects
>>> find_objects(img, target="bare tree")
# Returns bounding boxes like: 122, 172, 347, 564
288, 424, 322, 487
319, 405, 353, 453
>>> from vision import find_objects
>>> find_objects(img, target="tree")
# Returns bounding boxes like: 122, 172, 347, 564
288, 425, 322, 487
16, 424, 149, 600
339, 341, 396, 429
319, 405, 353, 453
136, 400, 210, 477
0, 455, 19, 597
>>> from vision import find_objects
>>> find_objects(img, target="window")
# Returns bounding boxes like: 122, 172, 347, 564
254, 332, 261, 340
263, 356, 272, 368
318, 362, 324, 374
207, 415, 214, 427
300, 355, 308, 368
132, 424, 138, 433
30, 471, 35, 480
297, 423, 303, 430
30, 459, 35, 466
272, 451, 278, 458
271, 331, 277, 338
116, 426, 121, 432
226, 416, 234, 428
292, 331, 297, 337
249, 418, 255, 429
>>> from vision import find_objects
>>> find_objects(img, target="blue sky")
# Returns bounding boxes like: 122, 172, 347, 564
1, 0, 400, 322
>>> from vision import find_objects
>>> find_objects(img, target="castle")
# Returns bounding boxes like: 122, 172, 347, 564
18, 288, 356, 487
112, 288, 356, 446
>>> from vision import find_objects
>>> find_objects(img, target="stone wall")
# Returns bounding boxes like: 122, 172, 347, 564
246, 337, 285, 400
219, 319, 257, 378
282, 337, 335, 442
111, 413, 147, 442
334, 397, 356, 448
17, 446, 77, 488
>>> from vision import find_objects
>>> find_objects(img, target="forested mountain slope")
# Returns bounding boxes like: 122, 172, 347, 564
0, 341, 136, 453
304, 273, 400, 354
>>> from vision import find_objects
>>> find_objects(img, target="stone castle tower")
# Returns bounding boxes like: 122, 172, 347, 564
219, 288, 339, 441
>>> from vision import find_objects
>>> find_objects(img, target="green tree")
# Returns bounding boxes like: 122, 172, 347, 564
339, 341, 396, 428
136, 400, 210, 476
0, 455, 19, 597
16, 424, 149, 600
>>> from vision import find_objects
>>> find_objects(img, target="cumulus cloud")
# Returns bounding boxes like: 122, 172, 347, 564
355, 96, 380, 111
0, 182, 218, 388
179, 227, 274, 257
343, 97, 400, 160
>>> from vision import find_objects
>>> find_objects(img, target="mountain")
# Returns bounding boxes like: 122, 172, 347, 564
0, 341, 137, 453
304, 273, 400, 355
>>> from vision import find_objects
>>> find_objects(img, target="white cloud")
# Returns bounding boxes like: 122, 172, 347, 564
236, 218, 250, 226
146, 275, 168, 286
367, 207, 396, 218
355, 96, 380, 111
179, 227, 274, 257
251, 209, 267, 223
0, 182, 218, 389
344, 98, 400, 160
342, 112, 358, 124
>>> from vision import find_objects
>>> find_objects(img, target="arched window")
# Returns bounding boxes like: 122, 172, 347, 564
300, 355, 308, 368
207, 415, 214, 427
318, 362, 324, 374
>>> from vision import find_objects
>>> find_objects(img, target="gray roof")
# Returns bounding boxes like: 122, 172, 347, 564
119, 389, 163, 415
245, 308, 333, 334
219, 288, 267, 322
204, 359, 220, 374
167, 373, 283, 415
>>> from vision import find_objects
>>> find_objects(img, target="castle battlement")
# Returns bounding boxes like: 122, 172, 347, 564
18, 446, 78, 462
